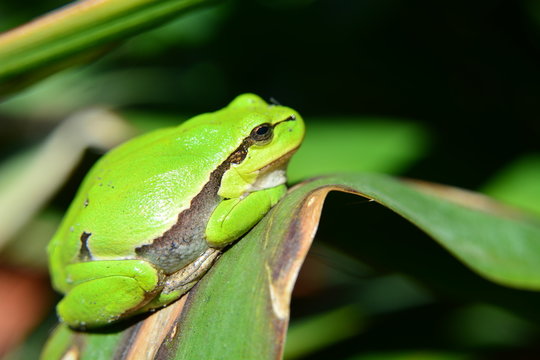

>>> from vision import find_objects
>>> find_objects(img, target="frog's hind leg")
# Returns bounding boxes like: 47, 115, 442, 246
58, 259, 161, 329
139, 248, 221, 312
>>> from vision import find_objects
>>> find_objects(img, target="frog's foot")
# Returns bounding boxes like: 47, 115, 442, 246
139, 248, 221, 312
58, 259, 161, 329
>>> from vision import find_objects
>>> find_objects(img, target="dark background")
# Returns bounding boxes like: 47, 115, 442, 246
2, 0, 539, 189
1, 0, 539, 358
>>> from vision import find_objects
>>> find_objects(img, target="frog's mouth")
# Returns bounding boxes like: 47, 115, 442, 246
247, 146, 299, 191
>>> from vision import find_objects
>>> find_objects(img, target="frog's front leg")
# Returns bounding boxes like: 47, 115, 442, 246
206, 184, 287, 247
58, 259, 161, 328
142, 186, 287, 311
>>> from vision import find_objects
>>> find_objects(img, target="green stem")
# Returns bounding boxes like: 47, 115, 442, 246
0, 0, 212, 94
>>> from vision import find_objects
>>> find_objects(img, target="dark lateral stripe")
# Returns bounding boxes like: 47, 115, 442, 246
134, 115, 296, 272
134, 130, 258, 272
79, 232, 92, 261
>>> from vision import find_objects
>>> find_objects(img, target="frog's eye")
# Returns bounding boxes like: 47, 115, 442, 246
250, 123, 273, 144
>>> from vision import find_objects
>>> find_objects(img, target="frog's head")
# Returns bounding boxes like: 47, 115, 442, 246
218, 93, 305, 198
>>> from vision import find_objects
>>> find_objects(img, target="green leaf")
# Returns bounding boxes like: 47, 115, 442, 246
482, 154, 540, 216
42, 173, 540, 358
0, 0, 215, 96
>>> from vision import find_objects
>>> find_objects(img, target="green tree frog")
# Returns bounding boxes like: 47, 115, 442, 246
48, 94, 305, 329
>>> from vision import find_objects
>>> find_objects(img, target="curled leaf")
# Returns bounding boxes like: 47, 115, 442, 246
42, 173, 540, 359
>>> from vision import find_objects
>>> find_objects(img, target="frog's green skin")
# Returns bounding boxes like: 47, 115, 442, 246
47, 94, 305, 329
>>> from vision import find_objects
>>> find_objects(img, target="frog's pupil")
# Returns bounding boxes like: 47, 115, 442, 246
257, 126, 269, 135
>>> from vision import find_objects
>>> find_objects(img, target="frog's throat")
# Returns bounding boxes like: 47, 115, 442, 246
247, 146, 298, 192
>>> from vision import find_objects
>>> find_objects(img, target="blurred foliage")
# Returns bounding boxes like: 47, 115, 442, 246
1, 0, 540, 359
0, 0, 215, 95
483, 154, 540, 216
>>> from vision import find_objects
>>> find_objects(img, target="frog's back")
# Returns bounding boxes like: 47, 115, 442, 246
48, 121, 240, 274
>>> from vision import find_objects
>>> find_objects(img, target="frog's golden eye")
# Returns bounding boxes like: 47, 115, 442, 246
250, 123, 273, 144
